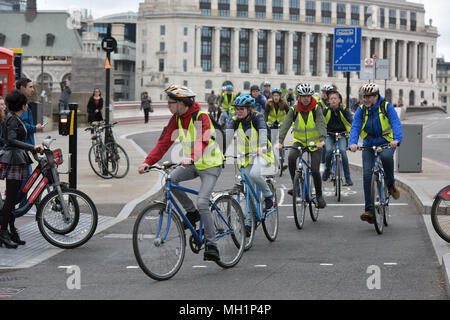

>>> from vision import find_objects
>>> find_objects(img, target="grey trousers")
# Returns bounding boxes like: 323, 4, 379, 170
170, 165, 222, 245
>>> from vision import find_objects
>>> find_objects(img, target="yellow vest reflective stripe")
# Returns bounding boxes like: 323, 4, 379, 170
324, 107, 352, 133
177, 111, 224, 170
236, 120, 275, 169
359, 103, 394, 142
292, 106, 320, 151
267, 107, 287, 126
222, 92, 236, 114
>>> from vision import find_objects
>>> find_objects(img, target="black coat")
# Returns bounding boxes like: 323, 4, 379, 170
87, 97, 104, 123
0, 112, 34, 165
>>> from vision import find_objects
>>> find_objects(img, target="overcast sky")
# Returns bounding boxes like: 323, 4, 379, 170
37, 0, 450, 59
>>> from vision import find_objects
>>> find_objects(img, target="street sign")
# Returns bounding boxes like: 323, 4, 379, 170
101, 36, 117, 53
375, 59, 390, 80
333, 27, 362, 72
364, 58, 374, 67
360, 59, 390, 80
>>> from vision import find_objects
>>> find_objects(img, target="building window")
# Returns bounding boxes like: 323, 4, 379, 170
310, 33, 318, 76
184, 27, 188, 36
272, 0, 283, 20
201, 27, 212, 72
142, 43, 146, 53
183, 41, 187, 53
243, 81, 251, 90
337, 3, 346, 25
379, 8, 385, 28
141, 60, 145, 72
21, 34, 30, 46
46, 33, 55, 47
255, 0, 266, 19
400, 10, 407, 30
218, 0, 230, 16
160, 25, 165, 35
293, 32, 302, 75
159, 59, 164, 72
160, 42, 165, 52
364, 6, 372, 26
305, 1, 315, 23
389, 9, 396, 29
205, 80, 212, 89
289, 0, 299, 21
0, 33, 5, 46
200, 0, 211, 15
37, 73, 53, 92
410, 12, 417, 31
258, 30, 267, 74
321, 2, 331, 24
183, 80, 188, 87
183, 59, 187, 72
239, 29, 250, 73
326, 34, 334, 77
237, 0, 248, 17
351, 5, 359, 26
275, 32, 285, 74
220, 28, 231, 72
201, 9, 211, 15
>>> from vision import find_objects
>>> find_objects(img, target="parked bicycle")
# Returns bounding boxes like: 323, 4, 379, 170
357, 144, 393, 235
431, 185, 450, 243
86, 121, 129, 179
228, 154, 279, 251
327, 132, 348, 202
132, 162, 246, 281
0, 136, 98, 249
285, 145, 320, 230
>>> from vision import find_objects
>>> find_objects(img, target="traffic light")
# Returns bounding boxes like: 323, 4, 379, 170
59, 110, 71, 136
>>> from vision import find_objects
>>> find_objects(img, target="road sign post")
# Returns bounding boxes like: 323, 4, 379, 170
333, 27, 362, 107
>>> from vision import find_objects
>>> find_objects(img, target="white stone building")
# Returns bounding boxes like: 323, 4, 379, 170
136, 0, 439, 106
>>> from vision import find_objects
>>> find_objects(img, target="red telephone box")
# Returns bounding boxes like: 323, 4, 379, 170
0, 48, 15, 97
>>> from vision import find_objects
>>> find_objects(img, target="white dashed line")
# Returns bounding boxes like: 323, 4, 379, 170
255, 265, 267, 268
126, 266, 139, 269
383, 263, 398, 266
193, 265, 208, 268
320, 263, 334, 266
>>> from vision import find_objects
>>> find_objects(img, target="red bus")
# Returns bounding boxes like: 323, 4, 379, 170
0, 48, 16, 97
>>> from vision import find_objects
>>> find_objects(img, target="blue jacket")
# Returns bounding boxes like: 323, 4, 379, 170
254, 94, 267, 113
20, 106, 36, 146
349, 95, 403, 147
225, 113, 271, 151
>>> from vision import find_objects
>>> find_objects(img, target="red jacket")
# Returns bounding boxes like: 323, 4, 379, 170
144, 102, 212, 166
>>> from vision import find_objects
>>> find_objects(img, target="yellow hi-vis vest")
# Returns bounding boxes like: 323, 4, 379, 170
236, 119, 274, 169
267, 106, 287, 127
177, 111, 224, 170
324, 106, 352, 133
292, 106, 321, 152
221, 92, 236, 114
359, 102, 394, 142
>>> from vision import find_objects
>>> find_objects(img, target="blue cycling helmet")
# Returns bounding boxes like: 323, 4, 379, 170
232, 94, 255, 108
271, 88, 282, 95
226, 84, 233, 91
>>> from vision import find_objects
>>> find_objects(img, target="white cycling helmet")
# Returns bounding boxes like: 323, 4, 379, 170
164, 85, 196, 99
296, 83, 314, 96
361, 83, 380, 96
321, 84, 335, 92
263, 81, 271, 87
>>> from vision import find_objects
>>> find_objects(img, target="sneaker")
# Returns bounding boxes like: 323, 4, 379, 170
361, 209, 375, 224
322, 169, 330, 182
204, 243, 220, 262
344, 178, 353, 186
184, 210, 200, 230
245, 225, 252, 237
316, 196, 327, 209
264, 197, 274, 211
389, 184, 400, 200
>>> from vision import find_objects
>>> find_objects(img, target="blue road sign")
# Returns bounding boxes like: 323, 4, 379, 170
333, 27, 362, 72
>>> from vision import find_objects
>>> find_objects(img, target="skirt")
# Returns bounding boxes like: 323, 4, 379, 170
0, 163, 29, 181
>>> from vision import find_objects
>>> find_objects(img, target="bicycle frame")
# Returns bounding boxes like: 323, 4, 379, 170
373, 154, 387, 206
297, 151, 315, 203
330, 134, 345, 182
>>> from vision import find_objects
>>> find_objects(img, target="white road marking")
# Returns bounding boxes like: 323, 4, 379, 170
255, 265, 267, 268
383, 263, 398, 266
193, 265, 207, 268
126, 266, 139, 269
57, 266, 73, 269
320, 263, 334, 266
333, 216, 344, 218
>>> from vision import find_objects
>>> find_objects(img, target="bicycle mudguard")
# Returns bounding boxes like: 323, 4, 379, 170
436, 185, 450, 201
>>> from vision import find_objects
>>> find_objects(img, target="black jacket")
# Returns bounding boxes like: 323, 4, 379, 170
323, 106, 354, 134
87, 97, 104, 123
0, 112, 34, 165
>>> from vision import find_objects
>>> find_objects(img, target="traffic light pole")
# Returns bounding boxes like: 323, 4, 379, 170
105, 25, 112, 145
68, 103, 78, 189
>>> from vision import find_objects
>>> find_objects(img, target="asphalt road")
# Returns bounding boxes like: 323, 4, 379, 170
0, 130, 446, 300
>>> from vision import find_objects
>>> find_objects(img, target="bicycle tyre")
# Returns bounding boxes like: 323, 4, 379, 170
262, 180, 279, 242
336, 156, 341, 202
106, 142, 130, 179
371, 174, 384, 235
132, 203, 186, 281
233, 187, 255, 251
309, 171, 319, 222
42, 192, 80, 235
293, 172, 306, 230
37, 188, 98, 249
212, 195, 245, 269
383, 183, 390, 227
88, 143, 114, 179
431, 197, 450, 243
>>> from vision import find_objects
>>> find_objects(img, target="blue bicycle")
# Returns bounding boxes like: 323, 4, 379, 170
229, 155, 279, 251
132, 162, 246, 281
328, 132, 347, 202
358, 144, 392, 234
285, 145, 320, 230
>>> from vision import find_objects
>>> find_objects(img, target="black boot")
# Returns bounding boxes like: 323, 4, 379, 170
9, 226, 26, 245
0, 229, 18, 249
184, 210, 200, 230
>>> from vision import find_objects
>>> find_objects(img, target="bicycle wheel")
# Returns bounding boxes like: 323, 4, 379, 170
132, 203, 186, 281
371, 174, 384, 235
212, 195, 245, 268
88, 143, 113, 179
106, 142, 130, 179
37, 189, 98, 249
262, 180, 279, 242
293, 172, 306, 230
431, 197, 450, 243
383, 183, 390, 227
336, 155, 342, 202
309, 172, 319, 222
232, 186, 255, 251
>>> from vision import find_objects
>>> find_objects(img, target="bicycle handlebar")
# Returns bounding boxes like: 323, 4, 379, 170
283, 145, 317, 152
143, 162, 182, 173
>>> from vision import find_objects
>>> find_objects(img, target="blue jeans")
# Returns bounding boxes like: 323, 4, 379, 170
324, 136, 351, 180
362, 148, 395, 210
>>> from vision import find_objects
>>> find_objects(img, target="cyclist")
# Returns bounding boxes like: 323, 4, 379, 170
225, 94, 275, 235
276, 83, 327, 209
349, 83, 403, 224
138, 85, 224, 261
250, 85, 267, 113
317, 84, 335, 112
262, 81, 272, 100
285, 87, 296, 107
322, 90, 354, 186
218, 84, 236, 129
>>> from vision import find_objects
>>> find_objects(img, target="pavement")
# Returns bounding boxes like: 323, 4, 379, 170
0, 110, 449, 298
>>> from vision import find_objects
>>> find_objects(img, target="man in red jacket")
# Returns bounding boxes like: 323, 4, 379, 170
138, 85, 224, 261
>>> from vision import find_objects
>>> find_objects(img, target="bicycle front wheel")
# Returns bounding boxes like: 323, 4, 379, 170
293, 172, 306, 230
431, 197, 450, 243
88, 143, 114, 179
132, 203, 186, 281
262, 180, 279, 241
37, 189, 98, 249
232, 186, 255, 251
336, 156, 342, 202
212, 195, 245, 269
371, 174, 384, 235
106, 142, 130, 179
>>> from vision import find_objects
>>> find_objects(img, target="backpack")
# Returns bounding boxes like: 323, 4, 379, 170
360, 100, 388, 122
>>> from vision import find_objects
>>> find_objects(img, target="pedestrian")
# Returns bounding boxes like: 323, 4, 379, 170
207, 90, 218, 121
349, 83, 403, 224
138, 85, 224, 262
0, 90, 44, 248
140, 91, 153, 124
249, 85, 267, 113
285, 88, 296, 107
58, 80, 72, 111
87, 88, 104, 123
